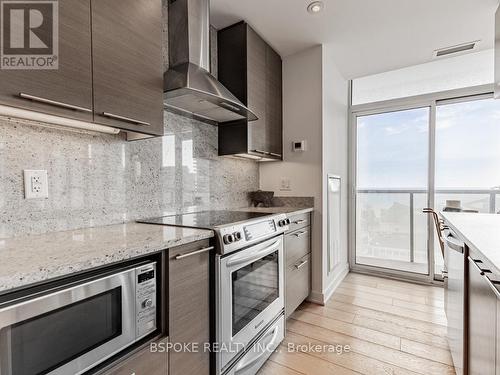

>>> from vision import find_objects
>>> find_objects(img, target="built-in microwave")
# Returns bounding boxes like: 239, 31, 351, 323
0, 260, 158, 375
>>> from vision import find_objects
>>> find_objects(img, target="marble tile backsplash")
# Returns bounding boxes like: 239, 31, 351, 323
0, 112, 259, 238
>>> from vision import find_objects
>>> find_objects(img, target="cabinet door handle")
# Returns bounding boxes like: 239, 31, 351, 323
293, 219, 306, 225
251, 149, 271, 155
444, 234, 464, 253
102, 112, 150, 126
482, 272, 500, 299
251, 150, 282, 158
19, 93, 92, 113
294, 231, 307, 238
295, 259, 308, 269
175, 246, 214, 260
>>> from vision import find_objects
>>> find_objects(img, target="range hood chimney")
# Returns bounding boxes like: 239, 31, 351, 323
164, 0, 257, 124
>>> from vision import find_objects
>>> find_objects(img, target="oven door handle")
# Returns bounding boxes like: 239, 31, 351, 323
233, 325, 280, 374
226, 238, 282, 267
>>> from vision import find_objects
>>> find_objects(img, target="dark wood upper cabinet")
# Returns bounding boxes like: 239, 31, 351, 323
218, 22, 283, 161
0, 0, 163, 137
0, 0, 93, 122
91, 0, 164, 136
265, 45, 283, 156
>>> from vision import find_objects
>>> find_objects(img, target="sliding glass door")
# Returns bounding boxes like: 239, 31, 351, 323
355, 107, 430, 275
434, 96, 500, 275
352, 92, 500, 281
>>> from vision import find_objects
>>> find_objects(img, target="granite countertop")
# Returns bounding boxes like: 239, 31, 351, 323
0, 222, 213, 294
441, 212, 500, 273
237, 206, 313, 216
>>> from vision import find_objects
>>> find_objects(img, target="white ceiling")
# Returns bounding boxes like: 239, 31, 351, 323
210, 0, 499, 79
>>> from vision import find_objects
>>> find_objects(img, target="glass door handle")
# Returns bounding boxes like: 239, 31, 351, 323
423, 208, 445, 260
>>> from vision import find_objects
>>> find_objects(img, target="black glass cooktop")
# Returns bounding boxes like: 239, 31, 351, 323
138, 210, 272, 230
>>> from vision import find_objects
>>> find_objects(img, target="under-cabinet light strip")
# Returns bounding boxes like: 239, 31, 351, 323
0, 104, 121, 135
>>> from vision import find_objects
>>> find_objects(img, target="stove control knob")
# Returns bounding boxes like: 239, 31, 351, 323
233, 232, 242, 241
278, 219, 286, 227
285, 218, 291, 225
223, 234, 235, 244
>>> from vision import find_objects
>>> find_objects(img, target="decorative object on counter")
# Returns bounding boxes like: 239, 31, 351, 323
249, 190, 274, 207
443, 200, 479, 213
444, 200, 462, 212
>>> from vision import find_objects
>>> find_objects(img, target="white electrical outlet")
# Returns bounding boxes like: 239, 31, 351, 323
24, 170, 49, 199
280, 178, 291, 191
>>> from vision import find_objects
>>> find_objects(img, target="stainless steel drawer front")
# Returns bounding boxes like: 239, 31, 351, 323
285, 228, 310, 266
225, 315, 284, 375
287, 212, 310, 232
286, 254, 311, 318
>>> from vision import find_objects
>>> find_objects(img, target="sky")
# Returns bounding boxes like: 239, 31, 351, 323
357, 98, 500, 190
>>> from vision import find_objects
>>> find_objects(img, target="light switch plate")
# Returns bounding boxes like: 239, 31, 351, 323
292, 140, 306, 152
24, 170, 49, 199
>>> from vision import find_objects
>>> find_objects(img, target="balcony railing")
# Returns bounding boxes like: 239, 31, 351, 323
356, 188, 500, 266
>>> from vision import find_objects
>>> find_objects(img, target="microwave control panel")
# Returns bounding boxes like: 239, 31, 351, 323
135, 262, 157, 338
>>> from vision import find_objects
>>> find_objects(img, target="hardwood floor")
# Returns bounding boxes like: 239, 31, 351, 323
258, 272, 454, 375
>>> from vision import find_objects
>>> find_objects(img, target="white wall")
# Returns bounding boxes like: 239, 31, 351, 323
260, 45, 323, 300
321, 44, 349, 301
260, 44, 349, 303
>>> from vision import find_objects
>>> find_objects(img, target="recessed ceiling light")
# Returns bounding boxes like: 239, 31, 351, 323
307, 1, 324, 14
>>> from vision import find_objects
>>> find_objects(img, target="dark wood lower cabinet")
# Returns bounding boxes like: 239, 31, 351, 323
168, 240, 211, 375
104, 337, 168, 375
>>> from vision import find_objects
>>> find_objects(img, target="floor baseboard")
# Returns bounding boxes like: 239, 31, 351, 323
307, 263, 349, 305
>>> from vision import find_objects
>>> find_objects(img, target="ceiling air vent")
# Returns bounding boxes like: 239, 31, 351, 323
433, 41, 479, 58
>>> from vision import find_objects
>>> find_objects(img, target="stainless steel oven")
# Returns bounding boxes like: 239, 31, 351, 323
0, 261, 158, 375
216, 235, 284, 373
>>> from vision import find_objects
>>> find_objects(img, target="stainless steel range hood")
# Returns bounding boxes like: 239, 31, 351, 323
164, 0, 257, 125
